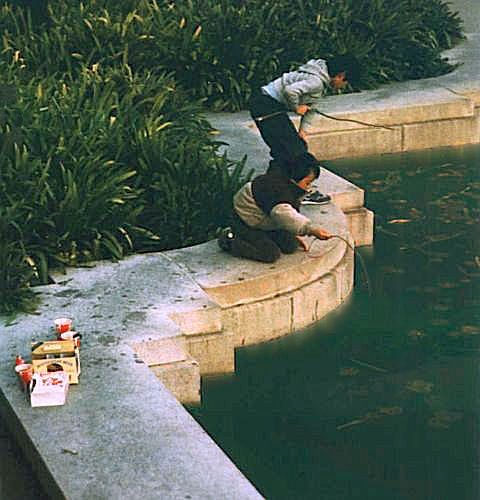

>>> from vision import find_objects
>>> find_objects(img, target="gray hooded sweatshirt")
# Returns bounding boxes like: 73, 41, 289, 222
261, 59, 331, 111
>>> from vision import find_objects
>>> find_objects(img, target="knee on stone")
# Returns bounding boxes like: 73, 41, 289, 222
260, 247, 281, 263
281, 243, 298, 254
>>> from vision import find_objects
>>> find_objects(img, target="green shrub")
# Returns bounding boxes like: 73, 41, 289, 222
107, 68, 252, 249
0, 75, 139, 267
0, 0, 464, 109
0, 208, 39, 315
0, 68, 250, 312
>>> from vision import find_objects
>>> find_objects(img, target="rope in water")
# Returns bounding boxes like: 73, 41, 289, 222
307, 234, 373, 295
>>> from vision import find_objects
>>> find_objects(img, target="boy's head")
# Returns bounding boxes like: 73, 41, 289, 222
290, 152, 320, 191
328, 54, 361, 89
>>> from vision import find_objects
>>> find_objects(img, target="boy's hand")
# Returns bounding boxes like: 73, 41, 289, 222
298, 129, 308, 141
311, 228, 333, 240
295, 235, 309, 251
296, 104, 310, 115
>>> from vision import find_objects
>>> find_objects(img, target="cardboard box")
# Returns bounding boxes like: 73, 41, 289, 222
30, 371, 69, 407
31, 340, 80, 384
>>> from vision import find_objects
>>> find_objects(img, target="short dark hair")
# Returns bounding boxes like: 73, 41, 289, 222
328, 54, 361, 87
291, 152, 320, 182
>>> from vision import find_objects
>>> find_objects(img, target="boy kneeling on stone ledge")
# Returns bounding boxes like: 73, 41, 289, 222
218, 152, 332, 263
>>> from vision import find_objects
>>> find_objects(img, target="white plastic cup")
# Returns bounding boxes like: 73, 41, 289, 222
60, 331, 81, 347
54, 317, 72, 335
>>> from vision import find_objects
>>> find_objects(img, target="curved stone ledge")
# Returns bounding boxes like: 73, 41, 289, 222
168, 203, 350, 309
168, 203, 354, 352
221, 243, 353, 347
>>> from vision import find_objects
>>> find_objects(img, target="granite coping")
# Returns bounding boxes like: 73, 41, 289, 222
0, 253, 264, 499
167, 203, 350, 307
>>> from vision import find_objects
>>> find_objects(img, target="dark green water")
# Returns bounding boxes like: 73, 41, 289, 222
188, 144, 480, 500
0, 419, 48, 499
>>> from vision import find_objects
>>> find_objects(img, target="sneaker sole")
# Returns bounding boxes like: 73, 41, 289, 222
301, 199, 331, 205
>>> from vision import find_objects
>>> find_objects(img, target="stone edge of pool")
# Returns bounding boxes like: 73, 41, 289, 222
208, 34, 480, 168
0, 33, 478, 500
302, 33, 480, 160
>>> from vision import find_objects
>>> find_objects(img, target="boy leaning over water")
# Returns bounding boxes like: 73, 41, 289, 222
249, 54, 361, 165
218, 153, 332, 263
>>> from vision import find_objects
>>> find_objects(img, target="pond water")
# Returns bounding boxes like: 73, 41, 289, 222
0, 419, 48, 499
188, 144, 480, 500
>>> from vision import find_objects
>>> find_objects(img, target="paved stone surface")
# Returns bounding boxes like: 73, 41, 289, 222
1, 355, 262, 500
0, 253, 263, 499
448, 0, 479, 33
438, 33, 480, 100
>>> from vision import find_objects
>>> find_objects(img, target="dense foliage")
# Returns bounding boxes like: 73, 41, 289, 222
0, 0, 464, 313
1, 0, 464, 110
0, 69, 248, 313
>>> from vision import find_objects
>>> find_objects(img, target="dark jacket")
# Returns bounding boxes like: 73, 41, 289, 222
233, 169, 316, 236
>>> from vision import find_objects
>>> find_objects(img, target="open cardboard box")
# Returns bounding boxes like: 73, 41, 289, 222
31, 340, 81, 384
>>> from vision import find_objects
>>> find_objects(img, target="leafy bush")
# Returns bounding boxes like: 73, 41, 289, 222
0, 0, 464, 109
0, 68, 250, 313
0, 207, 39, 315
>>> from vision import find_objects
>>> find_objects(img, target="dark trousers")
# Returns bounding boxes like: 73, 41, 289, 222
229, 213, 298, 263
249, 89, 308, 166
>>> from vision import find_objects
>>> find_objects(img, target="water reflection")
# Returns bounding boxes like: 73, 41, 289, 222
189, 144, 480, 500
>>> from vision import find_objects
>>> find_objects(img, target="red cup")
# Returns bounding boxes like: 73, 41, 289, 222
54, 317, 72, 335
15, 355, 25, 366
15, 363, 33, 385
